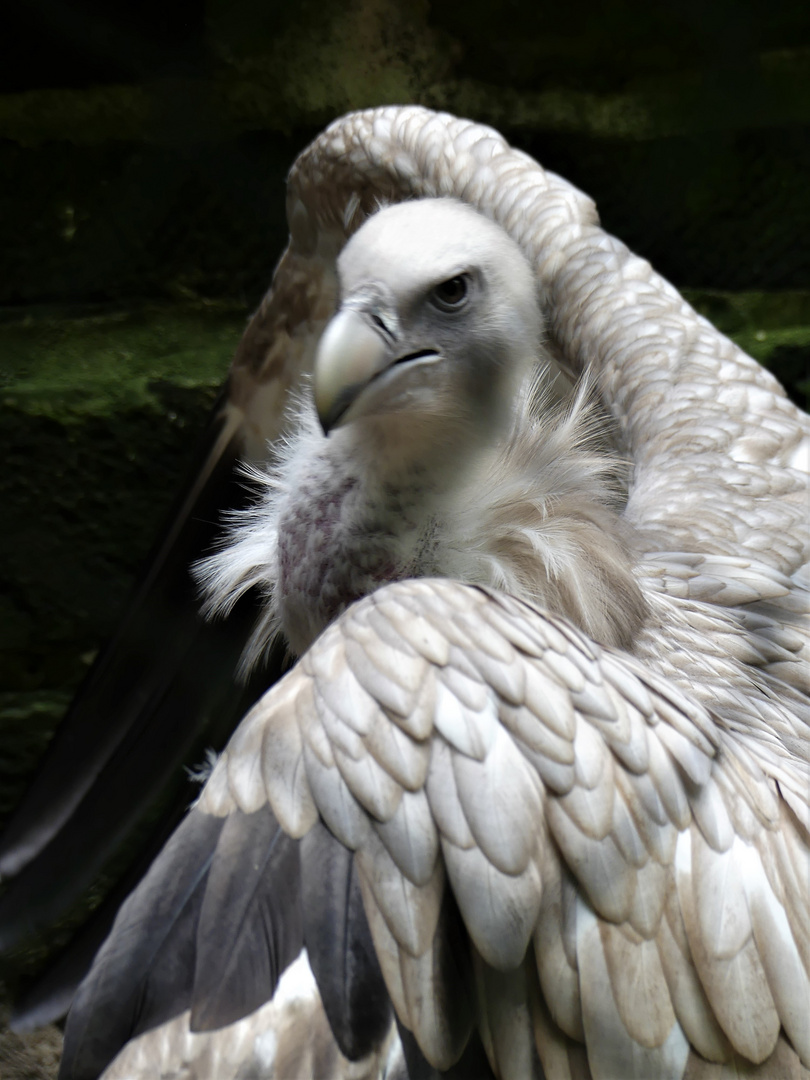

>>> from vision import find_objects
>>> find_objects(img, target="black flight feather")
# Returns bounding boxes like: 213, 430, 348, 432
0, 390, 245, 882
191, 805, 302, 1031
301, 822, 393, 1060
58, 807, 226, 1080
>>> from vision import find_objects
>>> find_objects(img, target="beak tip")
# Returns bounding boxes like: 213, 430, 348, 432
315, 391, 349, 436
313, 307, 391, 434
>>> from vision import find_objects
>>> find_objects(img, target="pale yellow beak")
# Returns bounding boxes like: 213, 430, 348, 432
314, 309, 391, 433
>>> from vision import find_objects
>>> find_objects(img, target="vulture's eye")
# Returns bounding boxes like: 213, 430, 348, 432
431, 275, 468, 311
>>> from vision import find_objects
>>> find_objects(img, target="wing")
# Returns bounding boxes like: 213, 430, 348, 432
7, 104, 808, 1059
6, 105, 806, 901
0, 222, 340, 876
97, 953, 403, 1080
0, 203, 341, 1018
61, 578, 810, 1079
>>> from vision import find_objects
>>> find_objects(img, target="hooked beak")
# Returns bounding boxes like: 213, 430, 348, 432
314, 308, 391, 433
313, 304, 440, 434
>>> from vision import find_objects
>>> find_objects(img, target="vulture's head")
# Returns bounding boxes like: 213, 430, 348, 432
314, 199, 544, 470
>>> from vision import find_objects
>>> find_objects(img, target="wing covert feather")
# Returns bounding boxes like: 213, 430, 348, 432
206, 576, 809, 1077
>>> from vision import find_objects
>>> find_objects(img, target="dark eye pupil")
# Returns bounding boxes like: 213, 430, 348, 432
435, 276, 467, 305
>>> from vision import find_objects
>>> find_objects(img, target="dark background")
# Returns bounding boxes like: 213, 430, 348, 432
2, 0, 810, 304
0, 0, 808, 1073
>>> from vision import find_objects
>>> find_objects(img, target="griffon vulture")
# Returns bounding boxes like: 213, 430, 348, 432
4, 107, 810, 1080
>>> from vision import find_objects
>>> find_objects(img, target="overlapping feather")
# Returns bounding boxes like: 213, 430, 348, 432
198, 577, 809, 1078
59, 106, 810, 1080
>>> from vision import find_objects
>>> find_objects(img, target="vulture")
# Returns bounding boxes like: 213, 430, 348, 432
6, 106, 810, 1080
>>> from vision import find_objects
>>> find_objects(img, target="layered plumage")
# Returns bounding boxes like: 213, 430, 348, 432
32, 107, 810, 1079
198, 199, 643, 666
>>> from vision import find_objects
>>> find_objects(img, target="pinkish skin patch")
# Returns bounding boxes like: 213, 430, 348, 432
277, 475, 405, 647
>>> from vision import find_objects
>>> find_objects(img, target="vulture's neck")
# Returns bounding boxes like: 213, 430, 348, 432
199, 378, 649, 667
275, 379, 649, 656
275, 419, 463, 655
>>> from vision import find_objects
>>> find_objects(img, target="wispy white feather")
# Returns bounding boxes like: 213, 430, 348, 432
197, 365, 645, 671
443, 369, 646, 650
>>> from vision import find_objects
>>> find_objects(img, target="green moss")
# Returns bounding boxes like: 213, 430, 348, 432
0, 304, 250, 701
683, 288, 810, 335
0, 303, 247, 421
0, 85, 151, 147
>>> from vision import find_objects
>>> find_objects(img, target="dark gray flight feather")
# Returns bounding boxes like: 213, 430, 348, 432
191, 804, 302, 1031
301, 822, 393, 1060
59, 808, 226, 1080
